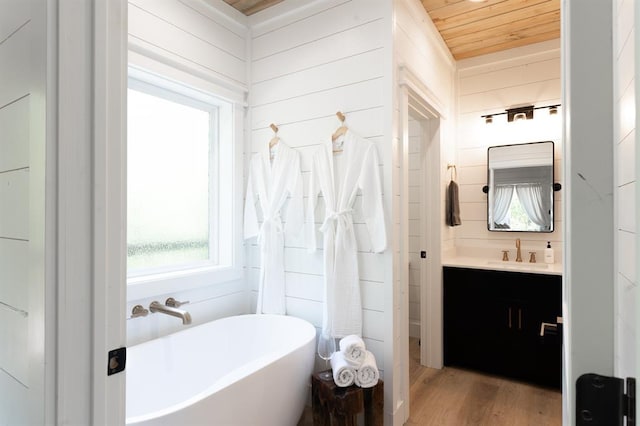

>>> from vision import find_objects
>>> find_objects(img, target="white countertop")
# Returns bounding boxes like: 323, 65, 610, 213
442, 255, 563, 276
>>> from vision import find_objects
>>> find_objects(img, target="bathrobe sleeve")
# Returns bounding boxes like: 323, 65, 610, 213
244, 158, 259, 240
284, 153, 304, 239
305, 154, 320, 253
359, 144, 387, 253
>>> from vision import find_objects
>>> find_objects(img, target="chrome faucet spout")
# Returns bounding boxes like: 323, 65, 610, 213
149, 301, 192, 325
515, 238, 522, 262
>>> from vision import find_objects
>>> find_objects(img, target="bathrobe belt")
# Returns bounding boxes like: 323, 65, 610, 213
257, 214, 284, 248
320, 209, 355, 250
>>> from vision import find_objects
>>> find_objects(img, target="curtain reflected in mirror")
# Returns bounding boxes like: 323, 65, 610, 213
487, 142, 554, 232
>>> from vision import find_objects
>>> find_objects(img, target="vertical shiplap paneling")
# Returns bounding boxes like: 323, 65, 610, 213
125, 0, 249, 345
0, 4, 31, 422
456, 40, 563, 260
247, 0, 389, 371
407, 115, 422, 338
614, 0, 636, 378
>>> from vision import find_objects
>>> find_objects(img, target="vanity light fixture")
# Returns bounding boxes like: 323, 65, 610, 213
480, 104, 561, 124
507, 105, 534, 122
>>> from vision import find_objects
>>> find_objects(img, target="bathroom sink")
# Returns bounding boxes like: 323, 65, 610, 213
486, 261, 549, 270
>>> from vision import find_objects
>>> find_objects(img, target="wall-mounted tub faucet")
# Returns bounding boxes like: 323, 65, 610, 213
149, 300, 192, 325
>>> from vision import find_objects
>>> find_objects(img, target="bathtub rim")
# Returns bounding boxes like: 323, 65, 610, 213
126, 313, 316, 424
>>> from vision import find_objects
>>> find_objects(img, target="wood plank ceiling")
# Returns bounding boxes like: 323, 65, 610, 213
422, 0, 560, 59
224, 0, 560, 60
222, 0, 284, 16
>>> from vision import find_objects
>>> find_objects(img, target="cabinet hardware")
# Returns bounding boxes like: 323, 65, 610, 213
508, 307, 512, 328
518, 308, 522, 330
540, 322, 558, 336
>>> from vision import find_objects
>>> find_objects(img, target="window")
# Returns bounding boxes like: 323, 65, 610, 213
128, 84, 216, 273
504, 189, 540, 232
127, 68, 240, 298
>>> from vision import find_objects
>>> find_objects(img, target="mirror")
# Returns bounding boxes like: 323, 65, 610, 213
487, 141, 554, 232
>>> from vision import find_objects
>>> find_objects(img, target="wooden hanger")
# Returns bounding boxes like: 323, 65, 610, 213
447, 163, 457, 181
268, 123, 279, 149
331, 111, 347, 153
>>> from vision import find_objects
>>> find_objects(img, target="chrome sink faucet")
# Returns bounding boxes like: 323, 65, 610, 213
149, 300, 192, 325
515, 238, 523, 262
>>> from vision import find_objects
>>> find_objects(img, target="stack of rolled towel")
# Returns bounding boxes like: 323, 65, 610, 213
329, 335, 380, 388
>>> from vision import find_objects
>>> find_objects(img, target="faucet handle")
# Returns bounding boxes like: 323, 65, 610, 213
529, 252, 537, 263
502, 250, 509, 261
165, 297, 189, 308
131, 304, 149, 318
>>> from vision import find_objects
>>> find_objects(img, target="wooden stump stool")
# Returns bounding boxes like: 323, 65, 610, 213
311, 370, 383, 426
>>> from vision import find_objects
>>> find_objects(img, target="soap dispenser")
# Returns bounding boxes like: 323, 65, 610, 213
544, 241, 554, 264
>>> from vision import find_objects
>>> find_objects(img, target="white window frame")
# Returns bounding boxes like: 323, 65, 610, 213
126, 66, 243, 301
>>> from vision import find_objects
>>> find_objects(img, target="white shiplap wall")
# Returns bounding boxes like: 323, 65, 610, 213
408, 115, 422, 339
456, 40, 563, 261
126, 0, 249, 346
0, 0, 35, 421
614, 0, 636, 379
246, 0, 391, 374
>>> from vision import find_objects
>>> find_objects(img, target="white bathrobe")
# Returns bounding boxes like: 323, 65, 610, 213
244, 141, 303, 314
306, 130, 386, 338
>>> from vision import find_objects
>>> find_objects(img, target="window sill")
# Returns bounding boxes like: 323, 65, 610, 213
127, 265, 243, 301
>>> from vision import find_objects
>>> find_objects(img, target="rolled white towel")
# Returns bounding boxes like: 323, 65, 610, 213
330, 351, 356, 387
339, 335, 366, 367
355, 350, 379, 388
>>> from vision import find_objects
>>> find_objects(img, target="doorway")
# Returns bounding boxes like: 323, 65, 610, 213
397, 64, 445, 422
406, 107, 441, 370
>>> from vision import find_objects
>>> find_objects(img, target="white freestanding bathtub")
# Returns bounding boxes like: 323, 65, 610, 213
126, 314, 316, 426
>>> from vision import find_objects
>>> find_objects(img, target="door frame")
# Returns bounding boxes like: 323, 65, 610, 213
54, 1, 127, 424
91, 0, 128, 424
397, 64, 446, 422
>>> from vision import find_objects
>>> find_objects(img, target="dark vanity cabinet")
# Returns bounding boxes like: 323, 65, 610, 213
443, 266, 562, 388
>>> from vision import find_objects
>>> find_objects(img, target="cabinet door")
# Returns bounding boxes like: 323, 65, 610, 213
494, 271, 562, 388
444, 268, 508, 374
517, 274, 562, 388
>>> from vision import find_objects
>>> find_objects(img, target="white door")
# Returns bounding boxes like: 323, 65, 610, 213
562, 0, 636, 424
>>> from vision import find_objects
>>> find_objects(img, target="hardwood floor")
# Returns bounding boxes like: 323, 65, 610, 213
408, 338, 562, 426
300, 339, 562, 425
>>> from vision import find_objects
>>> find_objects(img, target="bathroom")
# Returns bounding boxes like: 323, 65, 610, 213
0, 0, 635, 425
